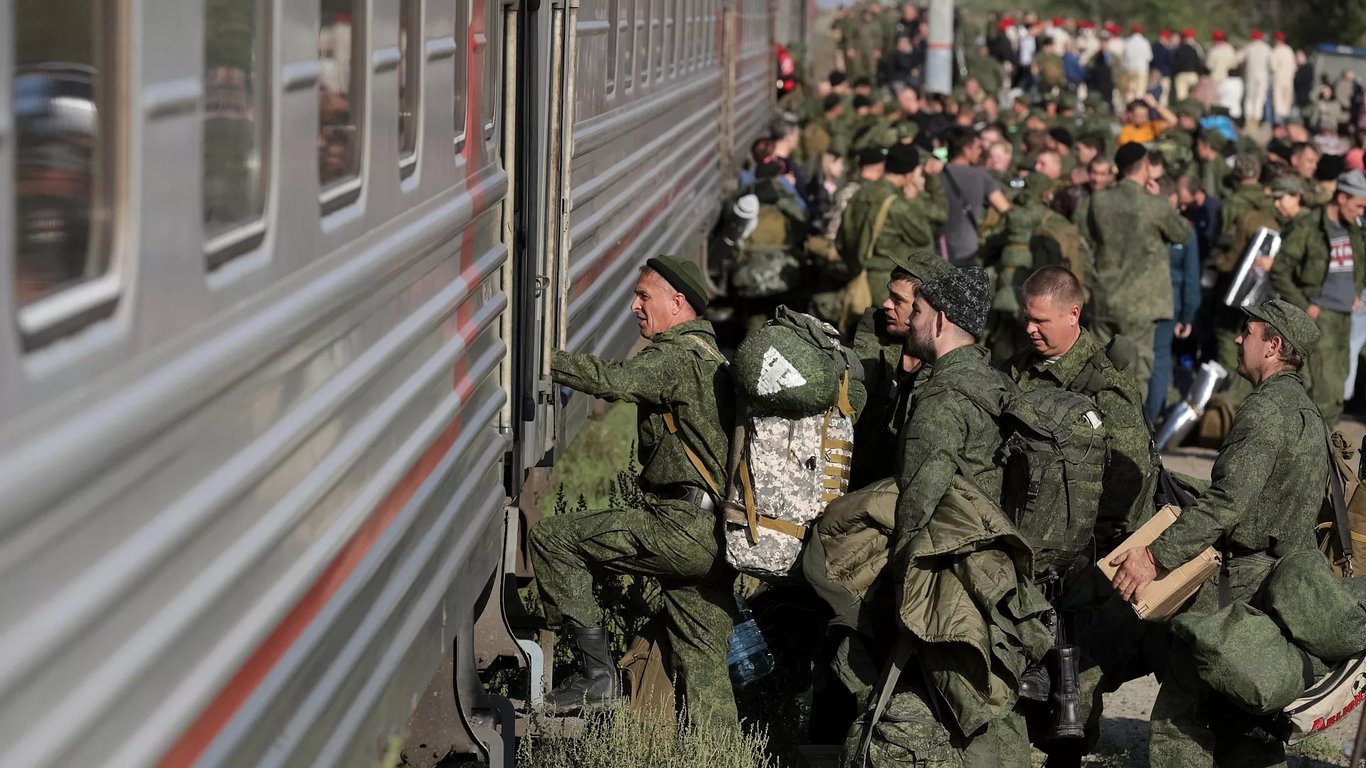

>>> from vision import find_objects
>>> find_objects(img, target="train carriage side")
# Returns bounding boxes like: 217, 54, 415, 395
0, 1, 515, 766
727, 0, 776, 168
557, 0, 728, 440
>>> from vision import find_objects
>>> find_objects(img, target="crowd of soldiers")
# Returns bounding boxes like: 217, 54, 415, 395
522, 4, 1366, 768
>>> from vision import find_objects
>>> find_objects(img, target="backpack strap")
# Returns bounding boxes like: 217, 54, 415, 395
662, 333, 728, 498
864, 193, 898, 267
858, 633, 916, 768
1326, 431, 1356, 578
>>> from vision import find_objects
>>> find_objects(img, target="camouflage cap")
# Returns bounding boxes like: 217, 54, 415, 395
1057, 93, 1078, 111
646, 255, 709, 313
919, 266, 992, 339
1198, 129, 1230, 152
889, 247, 951, 283
895, 120, 920, 140
1270, 175, 1305, 199
1174, 98, 1205, 119
1021, 171, 1054, 199
1233, 153, 1262, 180
1242, 299, 1320, 355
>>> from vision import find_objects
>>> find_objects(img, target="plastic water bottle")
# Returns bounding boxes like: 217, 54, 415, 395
726, 595, 775, 688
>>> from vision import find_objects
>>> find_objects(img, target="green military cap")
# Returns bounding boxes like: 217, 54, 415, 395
1284, 114, 1305, 127
1198, 129, 1230, 152
1242, 299, 1321, 355
1270, 174, 1305, 199
889, 247, 951, 282
1057, 93, 1078, 111
895, 120, 920, 140
1028, 108, 1048, 122
646, 255, 709, 313
919, 266, 992, 339
1175, 98, 1205, 119
1021, 170, 1054, 200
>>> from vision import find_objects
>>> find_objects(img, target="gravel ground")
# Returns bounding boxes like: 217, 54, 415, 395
1077, 418, 1366, 767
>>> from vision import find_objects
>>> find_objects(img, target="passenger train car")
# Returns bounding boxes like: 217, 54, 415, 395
0, 1, 811, 767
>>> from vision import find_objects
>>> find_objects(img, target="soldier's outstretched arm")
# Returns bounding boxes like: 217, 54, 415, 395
1148, 396, 1286, 568
552, 346, 676, 405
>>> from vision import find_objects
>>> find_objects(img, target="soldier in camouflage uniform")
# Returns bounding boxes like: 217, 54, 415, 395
1002, 267, 1160, 767
799, 94, 848, 165
981, 172, 1051, 361
1109, 299, 1328, 768
893, 266, 1032, 765
1075, 142, 1192, 395
530, 256, 738, 729
849, 249, 951, 489
1270, 170, 1366, 425
836, 144, 937, 310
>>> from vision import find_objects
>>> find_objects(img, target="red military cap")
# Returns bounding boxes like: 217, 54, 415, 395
1250, 29, 1265, 40
1274, 31, 1286, 42
1105, 22, 1121, 34
1160, 29, 1172, 38
1079, 20, 1096, 30
1131, 23, 1144, 33
1212, 29, 1226, 41
1182, 28, 1196, 38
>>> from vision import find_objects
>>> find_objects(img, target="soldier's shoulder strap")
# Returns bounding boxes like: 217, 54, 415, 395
857, 632, 916, 767
663, 333, 726, 497
864, 193, 898, 265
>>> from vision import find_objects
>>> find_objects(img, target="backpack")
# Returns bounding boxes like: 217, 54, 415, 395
722, 308, 859, 578
731, 203, 802, 299
1038, 54, 1066, 90
996, 386, 1109, 574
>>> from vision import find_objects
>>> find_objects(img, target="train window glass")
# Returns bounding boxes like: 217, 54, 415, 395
13, 2, 112, 310
652, 0, 664, 81
635, 0, 647, 85
453, 1, 467, 153
203, 0, 269, 259
319, 0, 363, 198
605, 0, 618, 96
621, 0, 634, 94
399, 0, 418, 174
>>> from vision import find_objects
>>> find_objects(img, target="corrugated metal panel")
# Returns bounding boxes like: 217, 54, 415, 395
731, 0, 771, 159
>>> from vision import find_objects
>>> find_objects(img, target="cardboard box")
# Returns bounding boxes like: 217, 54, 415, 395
1096, 505, 1221, 620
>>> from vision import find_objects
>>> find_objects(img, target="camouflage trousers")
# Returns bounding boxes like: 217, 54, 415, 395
528, 498, 739, 730
834, 631, 1033, 768
1148, 556, 1285, 768
1307, 308, 1351, 426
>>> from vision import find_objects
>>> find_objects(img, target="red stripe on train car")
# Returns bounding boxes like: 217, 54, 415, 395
160, 3, 500, 762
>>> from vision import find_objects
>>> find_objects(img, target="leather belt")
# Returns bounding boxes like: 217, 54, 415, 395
654, 483, 716, 513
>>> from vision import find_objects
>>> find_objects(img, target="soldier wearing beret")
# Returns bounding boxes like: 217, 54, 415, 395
1110, 298, 1328, 768
1271, 169, 1366, 424
530, 255, 739, 728
1076, 142, 1192, 396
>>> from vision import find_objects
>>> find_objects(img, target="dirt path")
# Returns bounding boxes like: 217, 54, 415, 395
1081, 418, 1366, 767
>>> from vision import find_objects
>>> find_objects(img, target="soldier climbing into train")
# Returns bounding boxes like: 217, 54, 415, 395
529, 255, 740, 730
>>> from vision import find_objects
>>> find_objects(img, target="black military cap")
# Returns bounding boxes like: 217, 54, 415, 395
1243, 299, 1320, 356
1317, 153, 1347, 182
857, 146, 888, 167
885, 143, 920, 174
1047, 127, 1074, 147
919, 266, 991, 339
823, 93, 843, 112
1114, 141, 1147, 171
829, 70, 848, 86
646, 255, 709, 314
853, 94, 874, 110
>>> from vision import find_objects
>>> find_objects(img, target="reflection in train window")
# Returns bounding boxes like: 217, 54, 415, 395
399, 0, 418, 174
13, 2, 110, 308
636, 0, 648, 85
606, 0, 618, 96
203, 0, 269, 252
319, 0, 362, 195
452, 2, 467, 153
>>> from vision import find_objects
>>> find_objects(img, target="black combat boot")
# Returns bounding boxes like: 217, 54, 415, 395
1044, 644, 1084, 740
1017, 662, 1051, 702
546, 626, 620, 715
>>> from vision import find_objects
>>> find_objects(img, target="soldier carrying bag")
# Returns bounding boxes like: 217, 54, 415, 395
1318, 431, 1366, 577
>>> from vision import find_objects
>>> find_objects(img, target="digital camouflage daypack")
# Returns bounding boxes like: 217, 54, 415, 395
731, 200, 802, 299
997, 386, 1108, 573
723, 308, 859, 578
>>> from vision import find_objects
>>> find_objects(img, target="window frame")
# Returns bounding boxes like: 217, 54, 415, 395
319, 0, 366, 213
398, 0, 421, 178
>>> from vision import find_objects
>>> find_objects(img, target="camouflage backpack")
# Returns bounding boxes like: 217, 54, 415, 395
723, 308, 859, 578
996, 386, 1108, 574
731, 202, 802, 299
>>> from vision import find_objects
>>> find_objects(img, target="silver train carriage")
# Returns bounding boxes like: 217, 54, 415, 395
0, 1, 810, 767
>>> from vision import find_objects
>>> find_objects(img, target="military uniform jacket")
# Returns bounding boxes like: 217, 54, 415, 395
1271, 206, 1366, 310
552, 319, 733, 494
1149, 371, 1327, 570
1004, 331, 1159, 544
836, 178, 935, 277
1077, 178, 1191, 325
1218, 184, 1275, 265
851, 308, 929, 489
895, 345, 1012, 551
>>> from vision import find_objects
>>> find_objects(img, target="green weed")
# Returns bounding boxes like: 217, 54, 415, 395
518, 705, 778, 768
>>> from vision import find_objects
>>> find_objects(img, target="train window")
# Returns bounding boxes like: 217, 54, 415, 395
452, 1, 467, 153
203, 0, 269, 263
635, 0, 647, 86
605, 0, 618, 96
620, 0, 633, 94
12, 0, 114, 314
399, 0, 418, 174
652, 0, 664, 81
319, 0, 363, 203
